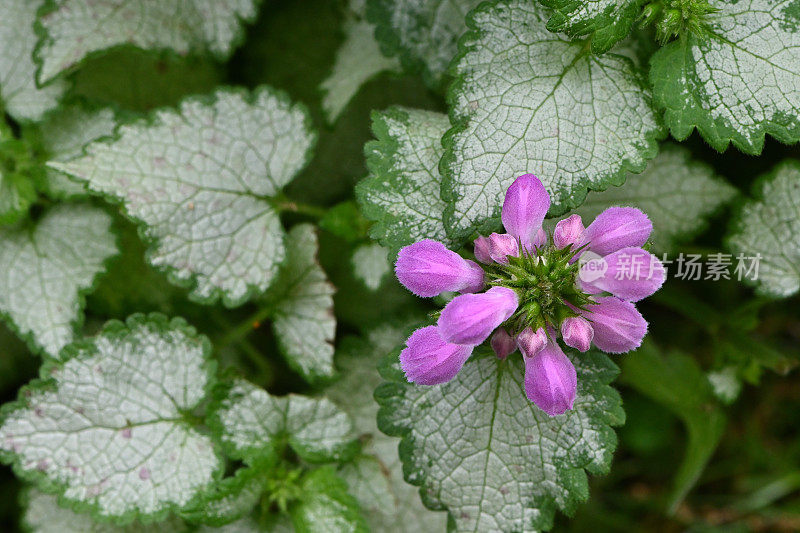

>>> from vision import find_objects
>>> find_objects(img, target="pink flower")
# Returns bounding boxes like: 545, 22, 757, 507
487, 233, 519, 264
524, 339, 577, 416
400, 326, 473, 385
579, 247, 665, 302
395, 239, 484, 297
561, 317, 593, 352
517, 327, 547, 358
438, 287, 518, 346
490, 328, 516, 359
502, 174, 550, 250
391, 174, 663, 417
579, 297, 648, 353
553, 214, 585, 250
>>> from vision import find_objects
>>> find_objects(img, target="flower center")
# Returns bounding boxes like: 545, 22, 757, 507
485, 242, 594, 335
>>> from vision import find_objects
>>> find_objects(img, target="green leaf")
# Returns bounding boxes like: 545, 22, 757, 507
538, 0, 646, 54
268, 224, 337, 383
70, 49, 221, 113
319, 201, 371, 243
443, 0, 663, 241
198, 518, 265, 533
49, 87, 316, 307
650, 0, 800, 154
0, 204, 117, 357
181, 458, 273, 527
376, 347, 624, 531
208, 378, 358, 466
0, 314, 222, 523
619, 341, 726, 513
563, 143, 737, 252
289, 466, 369, 533
321, 0, 400, 123
35, 0, 262, 83
35, 105, 117, 200
0, 171, 37, 226
358, 107, 453, 251
23, 489, 188, 532
727, 160, 800, 298
352, 244, 390, 291
0, 0, 65, 121
367, 0, 482, 87
328, 328, 448, 532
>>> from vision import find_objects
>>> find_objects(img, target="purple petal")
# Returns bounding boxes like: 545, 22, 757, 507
517, 327, 547, 358
488, 233, 519, 264
438, 286, 518, 346
502, 174, 550, 249
400, 326, 473, 385
473, 235, 492, 264
524, 340, 577, 416
395, 239, 485, 297
553, 214, 585, 250
561, 317, 593, 352
490, 328, 516, 359
580, 247, 665, 301
581, 296, 647, 353
585, 207, 652, 256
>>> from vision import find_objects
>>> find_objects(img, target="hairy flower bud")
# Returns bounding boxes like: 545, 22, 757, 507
560, 317, 593, 352
553, 214, 585, 250
524, 341, 577, 416
399, 326, 473, 385
395, 239, 485, 297
488, 233, 519, 264
490, 328, 516, 359
516, 327, 547, 358
438, 287, 518, 346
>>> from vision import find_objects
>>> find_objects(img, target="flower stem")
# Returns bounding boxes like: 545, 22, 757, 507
271, 194, 327, 219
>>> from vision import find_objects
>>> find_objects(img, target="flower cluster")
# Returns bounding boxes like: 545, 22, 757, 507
395, 175, 665, 416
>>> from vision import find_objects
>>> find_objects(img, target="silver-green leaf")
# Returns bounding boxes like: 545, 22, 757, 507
727, 161, 800, 298
367, 0, 482, 87
0, 204, 117, 357
49, 88, 316, 307
443, 0, 663, 241
0, 315, 221, 523
376, 348, 624, 531
358, 107, 453, 251
321, 0, 400, 122
209, 378, 358, 465
37, 105, 118, 200
269, 224, 337, 383
36, 0, 262, 83
0, 0, 65, 121
564, 143, 737, 252
328, 327, 448, 532
650, 0, 800, 154
23, 490, 188, 532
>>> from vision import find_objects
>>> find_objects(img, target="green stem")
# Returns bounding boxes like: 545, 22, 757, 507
216, 305, 275, 350
271, 194, 327, 219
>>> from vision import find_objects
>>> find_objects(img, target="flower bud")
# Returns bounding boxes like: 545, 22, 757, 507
399, 326, 473, 385
473, 235, 492, 264
502, 174, 550, 250
395, 239, 485, 297
490, 328, 516, 359
584, 207, 652, 256
579, 247, 665, 302
581, 296, 647, 353
524, 341, 577, 416
488, 233, 519, 264
438, 286, 519, 346
516, 327, 547, 358
560, 317, 593, 352
553, 214, 585, 250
